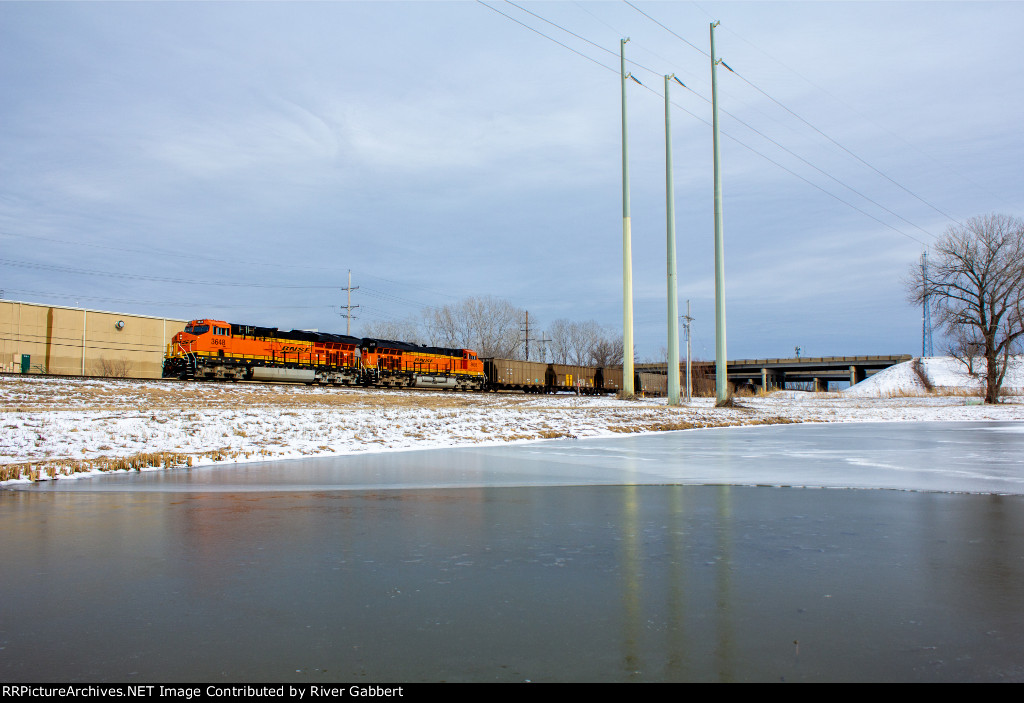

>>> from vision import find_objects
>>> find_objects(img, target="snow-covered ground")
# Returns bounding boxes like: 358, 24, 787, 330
2, 357, 1022, 486
844, 355, 1024, 397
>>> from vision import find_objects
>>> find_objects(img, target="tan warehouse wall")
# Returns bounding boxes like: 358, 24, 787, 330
0, 300, 187, 379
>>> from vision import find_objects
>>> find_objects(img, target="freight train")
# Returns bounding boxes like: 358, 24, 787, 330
163, 318, 668, 395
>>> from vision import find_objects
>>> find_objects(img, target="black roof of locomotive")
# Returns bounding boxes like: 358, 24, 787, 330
360, 337, 468, 357
229, 323, 360, 346
224, 323, 469, 356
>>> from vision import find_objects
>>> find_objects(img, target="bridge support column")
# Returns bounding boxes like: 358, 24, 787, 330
849, 365, 866, 386
813, 377, 827, 392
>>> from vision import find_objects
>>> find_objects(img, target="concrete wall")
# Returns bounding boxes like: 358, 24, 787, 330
0, 300, 187, 379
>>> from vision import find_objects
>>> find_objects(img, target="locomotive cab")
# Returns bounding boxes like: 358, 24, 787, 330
164, 320, 236, 378
174, 320, 231, 344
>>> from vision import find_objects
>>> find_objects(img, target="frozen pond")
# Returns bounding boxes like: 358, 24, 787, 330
27, 420, 1024, 495
2, 421, 1023, 682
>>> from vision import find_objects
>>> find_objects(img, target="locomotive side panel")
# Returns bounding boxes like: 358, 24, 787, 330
164, 319, 361, 384
360, 338, 484, 390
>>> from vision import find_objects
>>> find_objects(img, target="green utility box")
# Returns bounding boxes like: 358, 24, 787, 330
20, 354, 30, 373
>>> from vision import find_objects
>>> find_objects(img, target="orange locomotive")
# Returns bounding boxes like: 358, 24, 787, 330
164, 319, 485, 390
361, 338, 484, 391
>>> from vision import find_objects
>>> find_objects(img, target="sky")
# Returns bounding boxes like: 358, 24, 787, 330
2, 0, 1022, 362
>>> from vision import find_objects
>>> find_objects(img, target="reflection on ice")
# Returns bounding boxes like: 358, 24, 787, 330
4, 482, 1023, 682
4, 421, 1024, 682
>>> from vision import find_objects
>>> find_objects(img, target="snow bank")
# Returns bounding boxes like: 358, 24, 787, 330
844, 356, 1024, 397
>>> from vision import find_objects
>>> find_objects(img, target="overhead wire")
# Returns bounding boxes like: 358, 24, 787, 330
656, 0, 964, 229
0, 257, 339, 289
475, 0, 616, 73
482, 0, 933, 247
723, 63, 961, 230
692, 0, 1005, 215
0, 288, 336, 311
0, 230, 467, 311
617, 1, 940, 242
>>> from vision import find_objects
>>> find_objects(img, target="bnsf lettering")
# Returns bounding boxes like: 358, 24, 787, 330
280, 345, 307, 353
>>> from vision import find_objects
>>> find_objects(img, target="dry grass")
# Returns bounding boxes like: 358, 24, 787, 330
0, 444, 294, 482
0, 378, 526, 414
0, 451, 194, 482
874, 387, 986, 399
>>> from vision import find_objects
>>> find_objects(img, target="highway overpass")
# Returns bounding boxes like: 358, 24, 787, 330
637, 355, 912, 392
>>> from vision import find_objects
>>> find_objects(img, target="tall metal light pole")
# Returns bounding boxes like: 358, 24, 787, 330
710, 21, 729, 405
621, 38, 635, 396
665, 74, 681, 406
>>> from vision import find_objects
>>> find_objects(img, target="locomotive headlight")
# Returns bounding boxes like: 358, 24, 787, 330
115, 320, 125, 330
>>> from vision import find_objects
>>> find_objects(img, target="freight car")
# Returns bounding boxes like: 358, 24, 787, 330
636, 371, 668, 397
549, 363, 600, 394
163, 319, 484, 390
483, 358, 551, 393
484, 359, 610, 395
164, 317, 664, 396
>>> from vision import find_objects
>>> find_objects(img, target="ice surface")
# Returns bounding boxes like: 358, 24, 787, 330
20, 421, 1024, 496
3, 361, 1023, 490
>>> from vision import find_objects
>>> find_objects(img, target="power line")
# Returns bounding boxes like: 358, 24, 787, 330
623, 0, 707, 58
725, 66, 962, 229
1, 230, 471, 308
0, 230, 344, 273
484, 0, 934, 246
620, 3, 942, 240
1, 289, 336, 311
690, 0, 1007, 212
0, 257, 339, 289
666, 71, 938, 242
476, 0, 615, 73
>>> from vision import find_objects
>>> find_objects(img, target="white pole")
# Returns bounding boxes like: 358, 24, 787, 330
665, 74, 681, 406
710, 21, 729, 405
621, 38, 635, 396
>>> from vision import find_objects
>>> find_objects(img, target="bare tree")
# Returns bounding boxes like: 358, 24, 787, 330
361, 317, 423, 344
422, 296, 525, 358
566, 320, 601, 366
908, 213, 1024, 403
94, 356, 133, 378
548, 318, 623, 366
589, 332, 624, 367
547, 319, 575, 364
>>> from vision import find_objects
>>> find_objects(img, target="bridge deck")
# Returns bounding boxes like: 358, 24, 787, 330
637, 355, 911, 391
